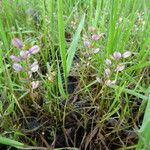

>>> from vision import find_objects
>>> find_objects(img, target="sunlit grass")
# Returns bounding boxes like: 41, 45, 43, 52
0, 0, 149, 149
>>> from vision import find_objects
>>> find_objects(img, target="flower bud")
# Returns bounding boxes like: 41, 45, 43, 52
105, 59, 112, 66
122, 51, 132, 58
29, 45, 40, 54
115, 64, 125, 72
96, 77, 102, 83
28, 71, 32, 78
93, 48, 100, 54
113, 51, 122, 60
13, 63, 23, 72
105, 80, 116, 86
92, 34, 100, 41
31, 81, 39, 89
30, 61, 39, 72
10, 55, 22, 62
83, 41, 91, 48
12, 38, 23, 48
20, 50, 30, 59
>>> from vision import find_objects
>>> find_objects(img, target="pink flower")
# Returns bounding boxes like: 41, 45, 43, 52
20, 50, 30, 59
113, 51, 122, 60
92, 34, 100, 41
10, 55, 22, 62
12, 38, 23, 48
31, 81, 39, 89
29, 45, 40, 54
30, 61, 39, 72
13, 63, 23, 72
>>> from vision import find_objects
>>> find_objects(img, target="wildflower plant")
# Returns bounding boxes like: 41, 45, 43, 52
97, 51, 132, 86
10, 38, 40, 103
82, 26, 105, 56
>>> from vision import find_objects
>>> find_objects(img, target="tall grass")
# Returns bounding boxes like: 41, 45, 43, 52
0, 0, 149, 149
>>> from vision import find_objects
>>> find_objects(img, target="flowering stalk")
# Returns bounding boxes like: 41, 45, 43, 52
10, 38, 40, 104
96, 50, 132, 87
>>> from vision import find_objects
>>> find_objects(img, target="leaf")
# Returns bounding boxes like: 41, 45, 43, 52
67, 14, 85, 75
137, 88, 150, 150
0, 136, 25, 148
57, 64, 67, 98
57, 0, 67, 78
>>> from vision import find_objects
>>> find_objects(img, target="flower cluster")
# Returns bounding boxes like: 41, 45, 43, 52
97, 51, 132, 86
82, 26, 105, 55
10, 38, 40, 90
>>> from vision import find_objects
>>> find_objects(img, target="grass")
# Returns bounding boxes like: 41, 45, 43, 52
0, 0, 150, 149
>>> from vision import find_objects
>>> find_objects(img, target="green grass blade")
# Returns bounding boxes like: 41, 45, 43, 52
58, 64, 67, 98
0, 136, 25, 148
67, 14, 85, 75
137, 86, 150, 150
57, 0, 67, 79
0, 17, 9, 50
94, 0, 102, 27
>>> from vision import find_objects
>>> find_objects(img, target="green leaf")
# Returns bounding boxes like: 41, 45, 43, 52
0, 136, 25, 148
67, 14, 85, 75
57, 0, 67, 79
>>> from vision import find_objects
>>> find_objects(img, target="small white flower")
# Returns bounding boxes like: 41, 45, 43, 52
119, 17, 123, 22
31, 81, 39, 89
105, 80, 116, 86
28, 71, 32, 78
20, 50, 30, 59
122, 51, 132, 58
113, 51, 122, 60
13, 63, 23, 72
115, 64, 125, 72
105, 59, 112, 66
96, 77, 102, 83
93, 48, 100, 54
83, 41, 91, 48
30, 61, 39, 72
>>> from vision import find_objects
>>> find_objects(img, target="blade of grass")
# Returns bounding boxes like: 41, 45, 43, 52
0, 136, 25, 148
67, 13, 85, 75
0, 17, 9, 50
57, 0, 67, 79
94, 0, 102, 27
137, 86, 150, 150
106, 0, 119, 53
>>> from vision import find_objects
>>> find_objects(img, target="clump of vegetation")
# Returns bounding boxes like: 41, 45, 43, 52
0, 0, 149, 150
10, 38, 40, 104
